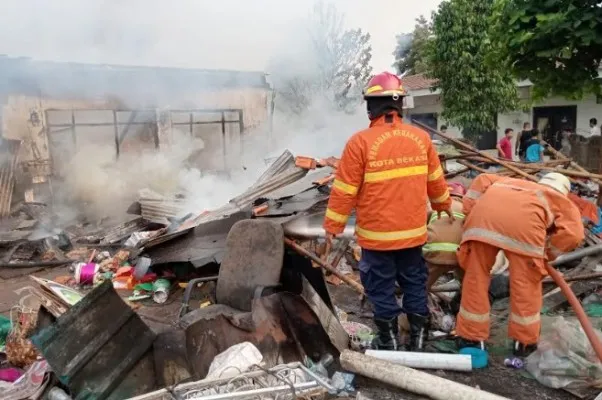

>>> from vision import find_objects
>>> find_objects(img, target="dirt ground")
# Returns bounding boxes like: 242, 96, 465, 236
0, 267, 587, 400
329, 284, 581, 400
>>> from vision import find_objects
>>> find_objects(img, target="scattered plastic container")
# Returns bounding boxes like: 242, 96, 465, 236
459, 347, 488, 369
74, 262, 99, 285
47, 387, 73, 400
152, 279, 171, 304
504, 357, 524, 369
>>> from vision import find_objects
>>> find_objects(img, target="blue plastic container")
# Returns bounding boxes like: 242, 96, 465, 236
459, 347, 489, 369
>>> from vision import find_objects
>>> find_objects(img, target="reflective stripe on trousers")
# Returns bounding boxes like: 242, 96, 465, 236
459, 306, 490, 323
510, 312, 540, 326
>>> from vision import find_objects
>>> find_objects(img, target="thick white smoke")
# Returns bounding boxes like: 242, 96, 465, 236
0, 0, 441, 224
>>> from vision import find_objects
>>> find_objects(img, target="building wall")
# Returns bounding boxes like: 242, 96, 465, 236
406, 94, 462, 139
409, 90, 600, 155
497, 94, 600, 159
1, 87, 272, 181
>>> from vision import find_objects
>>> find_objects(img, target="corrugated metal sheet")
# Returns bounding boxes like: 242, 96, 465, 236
100, 217, 150, 244
138, 194, 186, 225
265, 167, 333, 200
0, 140, 21, 218
253, 150, 296, 187
229, 167, 307, 207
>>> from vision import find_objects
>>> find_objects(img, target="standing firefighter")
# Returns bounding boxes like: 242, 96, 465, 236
323, 72, 453, 351
456, 172, 584, 356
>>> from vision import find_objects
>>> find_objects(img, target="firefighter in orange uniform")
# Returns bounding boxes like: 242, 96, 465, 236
323, 72, 453, 351
456, 172, 584, 356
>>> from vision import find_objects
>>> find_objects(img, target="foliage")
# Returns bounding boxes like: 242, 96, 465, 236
427, 0, 519, 141
392, 15, 433, 76
271, 1, 373, 114
492, 0, 602, 99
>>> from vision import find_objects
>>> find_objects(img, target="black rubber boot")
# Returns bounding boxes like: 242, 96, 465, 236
371, 317, 402, 351
513, 340, 537, 358
456, 337, 486, 351
407, 314, 430, 352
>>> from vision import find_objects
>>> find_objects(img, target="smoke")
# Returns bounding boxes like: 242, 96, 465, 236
0, 0, 377, 224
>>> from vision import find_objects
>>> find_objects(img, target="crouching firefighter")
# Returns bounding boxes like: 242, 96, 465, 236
424, 184, 466, 288
323, 71, 453, 351
456, 172, 584, 357
424, 184, 509, 313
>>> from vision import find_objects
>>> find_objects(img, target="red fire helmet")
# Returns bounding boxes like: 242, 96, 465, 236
363, 72, 407, 99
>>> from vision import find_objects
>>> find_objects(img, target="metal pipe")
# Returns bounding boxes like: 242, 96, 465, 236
550, 243, 602, 266
298, 364, 336, 392
187, 381, 319, 399
283, 212, 355, 239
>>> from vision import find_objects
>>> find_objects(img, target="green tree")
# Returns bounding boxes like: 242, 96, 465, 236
428, 0, 519, 141
492, 0, 602, 99
392, 15, 432, 76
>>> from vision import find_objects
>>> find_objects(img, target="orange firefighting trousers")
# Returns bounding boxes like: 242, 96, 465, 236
456, 241, 546, 345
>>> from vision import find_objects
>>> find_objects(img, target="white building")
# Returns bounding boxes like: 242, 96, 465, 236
402, 72, 602, 150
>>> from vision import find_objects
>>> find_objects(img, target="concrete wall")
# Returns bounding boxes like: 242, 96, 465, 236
406, 94, 462, 139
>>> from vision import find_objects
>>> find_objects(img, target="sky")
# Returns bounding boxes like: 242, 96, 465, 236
0, 0, 442, 72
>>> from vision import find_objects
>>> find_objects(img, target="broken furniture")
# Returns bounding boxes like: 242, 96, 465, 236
178, 218, 347, 380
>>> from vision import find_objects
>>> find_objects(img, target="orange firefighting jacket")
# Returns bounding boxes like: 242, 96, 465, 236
323, 113, 451, 251
462, 174, 584, 259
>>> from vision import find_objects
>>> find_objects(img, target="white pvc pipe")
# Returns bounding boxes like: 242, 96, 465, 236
341, 351, 510, 400
365, 350, 472, 372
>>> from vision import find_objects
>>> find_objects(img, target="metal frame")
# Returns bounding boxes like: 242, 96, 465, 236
169, 109, 244, 165
45, 108, 159, 158
45, 108, 245, 169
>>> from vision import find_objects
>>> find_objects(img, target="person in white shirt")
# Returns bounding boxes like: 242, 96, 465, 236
590, 118, 601, 137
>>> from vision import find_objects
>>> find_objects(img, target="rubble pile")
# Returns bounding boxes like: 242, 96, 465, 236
0, 130, 602, 400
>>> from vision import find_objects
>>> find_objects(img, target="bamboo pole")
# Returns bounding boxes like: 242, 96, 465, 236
541, 140, 591, 174
460, 155, 602, 180
456, 160, 491, 174
284, 238, 365, 295
444, 167, 471, 179
413, 120, 538, 182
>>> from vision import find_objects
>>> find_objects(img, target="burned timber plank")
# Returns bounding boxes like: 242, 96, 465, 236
30, 280, 156, 400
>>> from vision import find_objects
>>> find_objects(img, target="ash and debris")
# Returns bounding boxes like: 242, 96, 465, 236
0, 141, 601, 400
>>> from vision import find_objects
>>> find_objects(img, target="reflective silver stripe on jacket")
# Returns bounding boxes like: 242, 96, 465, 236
463, 227, 545, 257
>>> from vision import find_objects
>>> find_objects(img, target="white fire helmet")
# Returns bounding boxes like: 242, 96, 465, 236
538, 172, 571, 196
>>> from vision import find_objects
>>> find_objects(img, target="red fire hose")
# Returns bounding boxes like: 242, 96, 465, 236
547, 244, 602, 362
